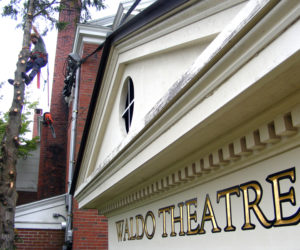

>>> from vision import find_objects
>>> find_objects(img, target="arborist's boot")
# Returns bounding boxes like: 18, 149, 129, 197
8, 75, 32, 85
8, 69, 38, 86
22, 69, 38, 85
8, 79, 14, 85
21, 72, 32, 85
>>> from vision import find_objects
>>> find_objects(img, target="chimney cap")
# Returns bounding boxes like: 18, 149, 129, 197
35, 108, 43, 115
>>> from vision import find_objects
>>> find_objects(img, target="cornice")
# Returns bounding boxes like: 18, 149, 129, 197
16, 194, 66, 215
99, 104, 300, 215
73, 23, 111, 55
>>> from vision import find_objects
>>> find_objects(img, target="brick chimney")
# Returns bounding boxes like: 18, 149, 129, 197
32, 108, 42, 139
37, 1, 81, 200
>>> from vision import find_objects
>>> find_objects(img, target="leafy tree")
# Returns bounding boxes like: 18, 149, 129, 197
0, 100, 39, 160
0, 0, 105, 248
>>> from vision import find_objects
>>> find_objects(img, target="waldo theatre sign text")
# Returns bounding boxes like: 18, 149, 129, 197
115, 167, 300, 241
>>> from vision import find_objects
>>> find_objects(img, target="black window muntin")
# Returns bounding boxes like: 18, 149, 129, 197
122, 77, 134, 133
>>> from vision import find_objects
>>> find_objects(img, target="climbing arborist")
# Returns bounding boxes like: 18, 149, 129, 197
8, 25, 48, 85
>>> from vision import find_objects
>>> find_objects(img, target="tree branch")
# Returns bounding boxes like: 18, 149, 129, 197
33, 0, 58, 18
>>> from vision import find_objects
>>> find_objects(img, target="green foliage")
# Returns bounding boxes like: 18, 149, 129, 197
1, 0, 106, 35
81, 0, 106, 21
0, 115, 6, 141
18, 135, 39, 159
55, 21, 69, 31
2, 4, 18, 19
0, 100, 39, 159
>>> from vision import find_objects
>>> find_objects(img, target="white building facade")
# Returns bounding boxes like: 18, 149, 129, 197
72, 0, 300, 249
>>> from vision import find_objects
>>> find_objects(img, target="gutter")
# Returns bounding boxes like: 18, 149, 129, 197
70, 0, 190, 195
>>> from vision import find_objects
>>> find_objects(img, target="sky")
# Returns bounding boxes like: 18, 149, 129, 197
0, 0, 122, 117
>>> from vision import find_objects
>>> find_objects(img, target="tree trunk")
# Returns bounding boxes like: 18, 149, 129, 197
0, 0, 34, 248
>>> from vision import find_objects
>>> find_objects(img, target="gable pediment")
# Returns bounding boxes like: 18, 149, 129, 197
74, 0, 300, 214
79, 0, 247, 180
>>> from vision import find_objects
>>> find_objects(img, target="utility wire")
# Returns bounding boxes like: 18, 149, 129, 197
120, 0, 141, 25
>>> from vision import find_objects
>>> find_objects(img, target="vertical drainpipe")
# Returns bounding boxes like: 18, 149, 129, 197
65, 64, 80, 249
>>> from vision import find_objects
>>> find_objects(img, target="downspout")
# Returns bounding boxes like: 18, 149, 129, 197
64, 64, 80, 249
65, 3, 150, 246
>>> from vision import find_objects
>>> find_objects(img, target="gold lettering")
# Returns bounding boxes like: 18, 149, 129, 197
129, 217, 136, 240
199, 194, 221, 234
170, 203, 185, 237
115, 220, 124, 242
217, 186, 240, 231
116, 168, 299, 242
186, 198, 200, 235
266, 167, 300, 226
135, 214, 145, 240
158, 206, 171, 237
145, 211, 156, 239
240, 181, 272, 230
123, 218, 131, 241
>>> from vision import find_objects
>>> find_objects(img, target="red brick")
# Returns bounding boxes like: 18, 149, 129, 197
15, 229, 64, 250
37, 0, 80, 200
72, 200, 108, 250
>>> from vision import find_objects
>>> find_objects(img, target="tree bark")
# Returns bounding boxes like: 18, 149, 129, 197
0, 0, 34, 248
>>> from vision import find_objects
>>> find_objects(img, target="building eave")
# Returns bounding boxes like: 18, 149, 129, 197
15, 194, 67, 230
73, 23, 111, 55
